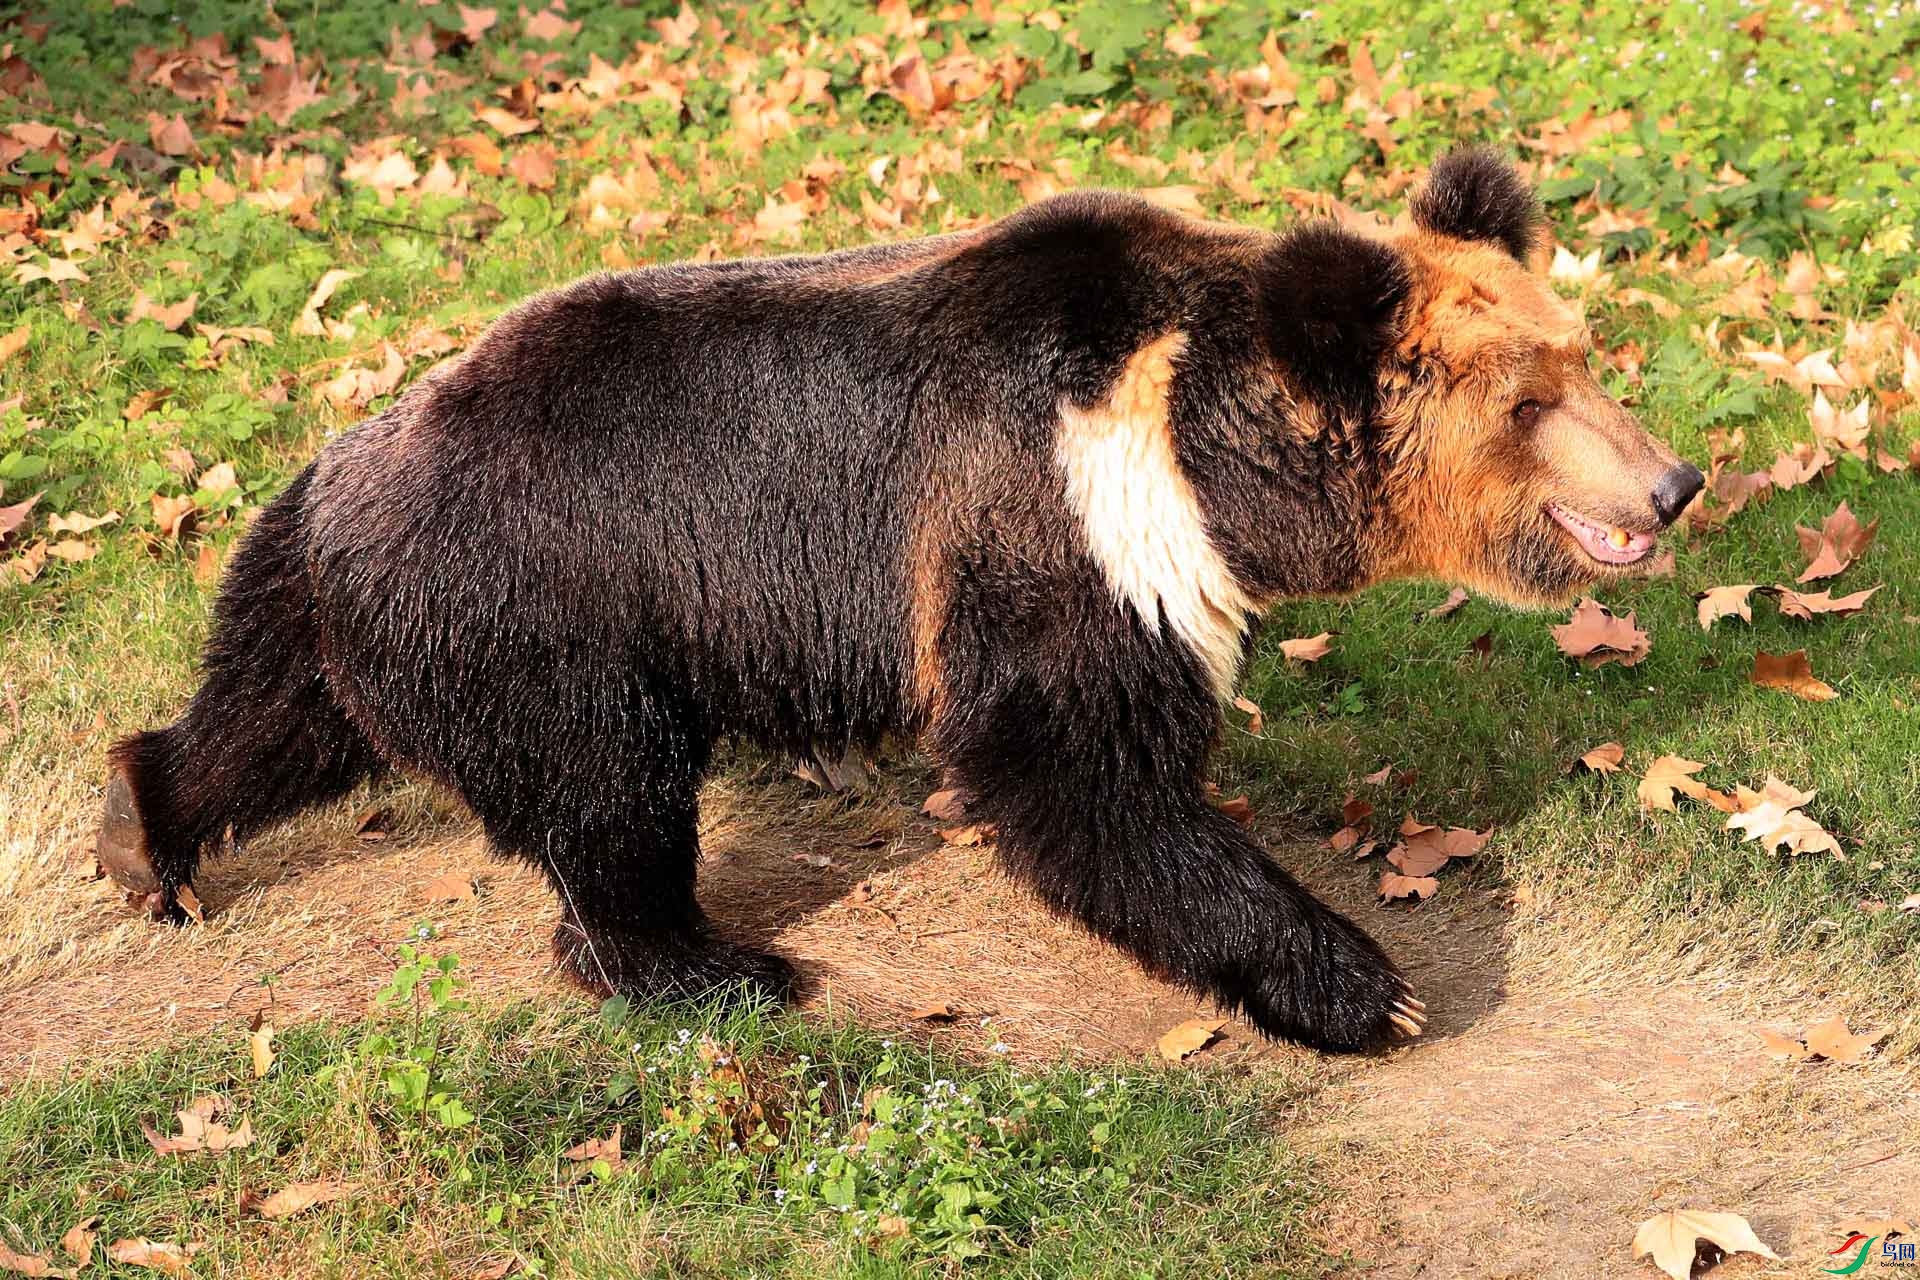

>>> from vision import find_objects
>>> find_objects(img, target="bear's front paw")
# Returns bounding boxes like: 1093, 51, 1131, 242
1226, 910, 1425, 1054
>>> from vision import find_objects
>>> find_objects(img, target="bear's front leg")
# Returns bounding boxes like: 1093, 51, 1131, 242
979, 776, 1422, 1053
929, 590, 1422, 1052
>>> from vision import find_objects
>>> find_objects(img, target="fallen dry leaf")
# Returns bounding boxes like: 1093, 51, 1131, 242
1573, 741, 1625, 774
508, 143, 559, 190
141, 1095, 252, 1156
1386, 823, 1488, 878
1279, 631, 1334, 662
1754, 1027, 1811, 1061
1802, 1015, 1878, 1065
563, 1126, 624, 1173
938, 823, 990, 847
57, 1221, 95, 1269
1695, 584, 1758, 631
293, 268, 359, 338
46, 540, 96, 563
1217, 794, 1253, 826
1362, 764, 1394, 785
1637, 756, 1733, 813
0, 491, 41, 542
1773, 584, 1879, 620
1632, 1209, 1778, 1280
1155, 1018, 1225, 1062
0, 1240, 75, 1278
1750, 649, 1837, 701
1231, 695, 1264, 736
128, 289, 198, 332
123, 387, 172, 421
252, 1179, 358, 1219
48, 510, 118, 536
106, 1239, 199, 1277
920, 788, 967, 823
1418, 587, 1469, 621
1725, 780, 1841, 858
1378, 871, 1439, 903
0, 323, 29, 365
906, 1002, 958, 1023
1551, 597, 1650, 667
248, 1012, 275, 1078
150, 493, 196, 540
1795, 500, 1878, 583
419, 872, 476, 903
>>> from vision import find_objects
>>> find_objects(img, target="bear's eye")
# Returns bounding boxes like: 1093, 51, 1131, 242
1512, 399, 1543, 428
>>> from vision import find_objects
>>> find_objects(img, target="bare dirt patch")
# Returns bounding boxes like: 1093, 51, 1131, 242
2, 761, 1913, 1279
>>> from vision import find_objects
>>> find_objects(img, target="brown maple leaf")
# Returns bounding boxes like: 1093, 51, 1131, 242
1551, 597, 1650, 667
562, 1125, 624, 1173
1418, 587, 1469, 621
1155, 1018, 1225, 1062
1694, 584, 1758, 631
419, 872, 477, 903
1572, 741, 1625, 774
106, 1239, 200, 1277
1279, 631, 1335, 662
250, 1179, 359, 1219
1773, 584, 1879, 620
1231, 695, 1264, 736
1636, 756, 1734, 813
920, 788, 967, 823
140, 1096, 253, 1156
1750, 649, 1837, 701
1795, 501, 1877, 583
1802, 1015, 1878, 1064
1724, 779, 1841, 858
1378, 871, 1438, 903
1632, 1210, 1778, 1280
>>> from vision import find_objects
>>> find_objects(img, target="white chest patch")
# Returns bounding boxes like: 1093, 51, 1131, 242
1055, 331, 1255, 698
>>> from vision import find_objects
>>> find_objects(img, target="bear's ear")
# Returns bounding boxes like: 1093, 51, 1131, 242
1409, 147, 1539, 262
1261, 222, 1411, 415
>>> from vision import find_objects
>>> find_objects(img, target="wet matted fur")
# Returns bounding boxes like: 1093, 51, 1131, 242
104, 150, 1699, 1054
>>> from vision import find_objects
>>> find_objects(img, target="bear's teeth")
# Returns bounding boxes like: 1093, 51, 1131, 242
1607, 527, 1631, 549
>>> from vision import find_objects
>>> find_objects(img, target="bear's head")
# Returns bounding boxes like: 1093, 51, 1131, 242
1263, 148, 1702, 607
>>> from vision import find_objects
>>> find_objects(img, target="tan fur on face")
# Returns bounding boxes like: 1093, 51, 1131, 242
1367, 233, 1683, 603
1056, 332, 1255, 696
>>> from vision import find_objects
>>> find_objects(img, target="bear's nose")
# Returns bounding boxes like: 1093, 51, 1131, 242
1650, 462, 1705, 526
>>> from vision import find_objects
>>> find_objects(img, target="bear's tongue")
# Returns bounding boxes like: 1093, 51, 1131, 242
1546, 502, 1656, 566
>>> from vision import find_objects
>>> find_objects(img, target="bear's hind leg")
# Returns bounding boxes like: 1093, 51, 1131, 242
102, 473, 385, 919
467, 731, 795, 1009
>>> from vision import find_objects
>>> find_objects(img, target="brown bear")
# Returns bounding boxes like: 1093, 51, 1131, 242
97, 149, 1700, 1053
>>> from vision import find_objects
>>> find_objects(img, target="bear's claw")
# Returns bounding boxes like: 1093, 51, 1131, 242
1388, 998, 1426, 1039
98, 766, 163, 896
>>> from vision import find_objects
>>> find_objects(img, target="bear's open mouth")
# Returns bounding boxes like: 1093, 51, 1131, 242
1544, 501, 1658, 566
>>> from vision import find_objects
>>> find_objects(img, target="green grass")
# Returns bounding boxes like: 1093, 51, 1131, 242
0, 948, 1321, 1278
1, 0, 1918, 1272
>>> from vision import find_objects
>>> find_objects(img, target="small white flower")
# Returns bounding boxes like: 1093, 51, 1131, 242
990, 1042, 1010, 1055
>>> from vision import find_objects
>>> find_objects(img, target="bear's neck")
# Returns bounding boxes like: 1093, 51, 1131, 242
1175, 375, 1389, 605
